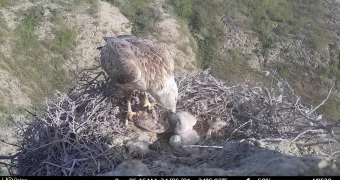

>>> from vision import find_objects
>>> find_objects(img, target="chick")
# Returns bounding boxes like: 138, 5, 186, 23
177, 129, 200, 146
169, 111, 200, 148
205, 117, 228, 141
171, 111, 197, 135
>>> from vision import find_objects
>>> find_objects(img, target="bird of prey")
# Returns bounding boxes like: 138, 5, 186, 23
97, 35, 178, 126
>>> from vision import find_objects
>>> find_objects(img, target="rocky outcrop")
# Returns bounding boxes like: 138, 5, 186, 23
103, 140, 340, 176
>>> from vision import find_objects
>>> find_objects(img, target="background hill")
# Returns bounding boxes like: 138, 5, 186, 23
166, 0, 340, 121
1, 0, 340, 122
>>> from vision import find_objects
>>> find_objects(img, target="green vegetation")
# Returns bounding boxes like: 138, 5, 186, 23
168, 0, 226, 69
318, 99, 340, 121
324, 42, 340, 82
0, 0, 11, 7
0, 16, 8, 45
0, 169, 9, 176
50, 8, 63, 25
51, 26, 77, 57
168, 0, 329, 67
14, 6, 42, 56
105, 0, 157, 36
2, 5, 75, 107
213, 50, 253, 82
87, 0, 99, 15
324, 65, 340, 80
0, 106, 11, 122
167, 0, 340, 120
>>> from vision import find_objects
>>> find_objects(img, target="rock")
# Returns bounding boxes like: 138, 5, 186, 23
126, 140, 151, 157
314, 160, 340, 175
253, 156, 311, 175
182, 146, 200, 154
172, 167, 230, 176
102, 160, 151, 176
206, 140, 340, 176
152, 160, 173, 172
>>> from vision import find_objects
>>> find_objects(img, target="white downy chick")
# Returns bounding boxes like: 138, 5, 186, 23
177, 129, 200, 146
171, 111, 197, 135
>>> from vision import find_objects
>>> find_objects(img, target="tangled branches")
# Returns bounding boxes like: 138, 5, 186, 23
15, 68, 130, 175
178, 69, 339, 143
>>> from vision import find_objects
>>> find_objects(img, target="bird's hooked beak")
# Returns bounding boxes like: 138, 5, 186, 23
168, 110, 176, 120
171, 107, 176, 114
170, 110, 176, 116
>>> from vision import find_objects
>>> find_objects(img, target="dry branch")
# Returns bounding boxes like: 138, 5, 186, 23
182, 145, 223, 149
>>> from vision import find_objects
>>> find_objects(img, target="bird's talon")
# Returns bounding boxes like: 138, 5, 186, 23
128, 111, 137, 120
143, 102, 155, 111
125, 111, 137, 126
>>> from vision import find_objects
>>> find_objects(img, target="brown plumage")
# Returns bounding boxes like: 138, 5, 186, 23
98, 35, 178, 126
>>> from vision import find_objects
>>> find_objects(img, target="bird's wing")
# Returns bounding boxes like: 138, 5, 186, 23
130, 40, 174, 88
101, 38, 141, 84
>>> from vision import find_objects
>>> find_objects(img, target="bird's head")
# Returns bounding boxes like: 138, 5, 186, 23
170, 111, 197, 134
105, 37, 135, 57
153, 77, 178, 114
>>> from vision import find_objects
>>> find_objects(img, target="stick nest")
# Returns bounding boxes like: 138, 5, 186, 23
6, 68, 340, 175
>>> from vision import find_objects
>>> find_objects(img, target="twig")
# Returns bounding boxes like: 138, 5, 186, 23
182, 145, 223, 149
331, 151, 340, 157
0, 152, 20, 160
264, 87, 273, 107
226, 120, 251, 141
261, 138, 290, 142
24, 108, 37, 117
307, 86, 333, 115
0, 161, 18, 168
0, 139, 20, 147
292, 129, 326, 142
233, 111, 272, 125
